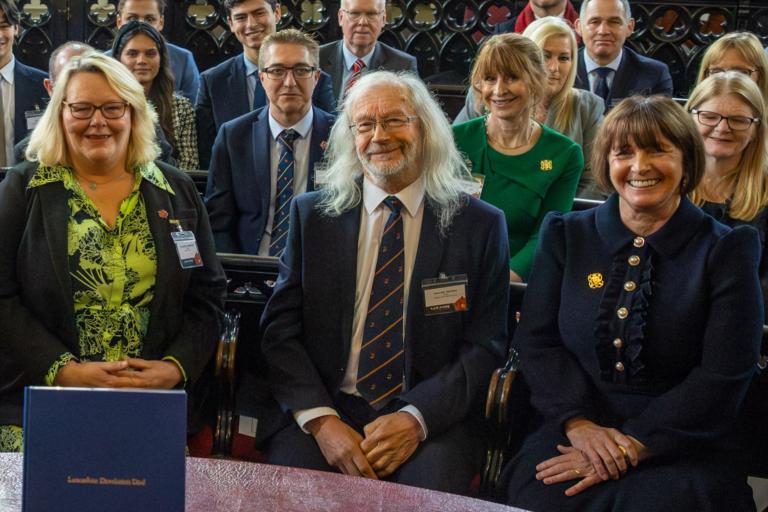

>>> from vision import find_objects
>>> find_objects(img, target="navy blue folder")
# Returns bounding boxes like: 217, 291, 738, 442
22, 387, 186, 512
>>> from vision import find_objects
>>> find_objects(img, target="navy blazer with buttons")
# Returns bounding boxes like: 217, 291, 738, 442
575, 47, 673, 110
195, 54, 336, 169
517, 195, 762, 456
259, 190, 509, 438
204, 105, 335, 255
13, 60, 47, 145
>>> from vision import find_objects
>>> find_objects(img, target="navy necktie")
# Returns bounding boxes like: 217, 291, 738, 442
269, 129, 297, 257
357, 196, 405, 409
593, 67, 612, 105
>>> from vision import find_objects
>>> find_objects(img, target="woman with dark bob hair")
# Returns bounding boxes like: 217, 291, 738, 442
0, 52, 225, 451
503, 96, 762, 511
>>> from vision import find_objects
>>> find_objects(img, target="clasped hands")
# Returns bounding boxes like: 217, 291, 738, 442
306, 412, 422, 480
53, 358, 183, 389
535, 418, 647, 496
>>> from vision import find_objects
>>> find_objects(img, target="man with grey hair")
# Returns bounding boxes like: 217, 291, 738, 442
574, 0, 672, 108
259, 70, 508, 493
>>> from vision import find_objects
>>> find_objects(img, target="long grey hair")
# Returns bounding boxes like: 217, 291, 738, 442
317, 70, 475, 234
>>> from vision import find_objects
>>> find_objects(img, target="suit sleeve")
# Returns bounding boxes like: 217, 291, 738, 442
0, 170, 72, 382
408, 55, 419, 74
400, 206, 510, 436
161, 180, 226, 383
195, 75, 215, 170
260, 198, 336, 410
510, 141, 583, 280
179, 51, 201, 105
517, 213, 601, 426
653, 62, 674, 96
622, 226, 762, 456
204, 124, 240, 253
314, 72, 337, 114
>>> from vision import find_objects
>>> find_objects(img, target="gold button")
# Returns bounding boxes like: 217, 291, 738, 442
628, 255, 640, 266
613, 338, 623, 348
617, 307, 628, 319
633, 236, 645, 248
615, 362, 625, 372
624, 281, 636, 292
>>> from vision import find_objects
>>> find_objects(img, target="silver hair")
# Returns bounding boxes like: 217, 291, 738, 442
579, 0, 632, 20
317, 70, 474, 234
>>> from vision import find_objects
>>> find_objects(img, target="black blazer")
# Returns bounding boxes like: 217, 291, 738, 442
195, 54, 336, 169
260, 191, 509, 438
13, 60, 48, 145
319, 40, 419, 101
0, 160, 226, 425
575, 47, 673, 109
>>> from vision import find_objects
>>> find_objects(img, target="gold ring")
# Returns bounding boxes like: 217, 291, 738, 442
573, 468, 582, 476
618, 445, 630, 464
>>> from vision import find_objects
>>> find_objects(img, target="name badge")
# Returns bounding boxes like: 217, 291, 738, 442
25, 109, 43, 131
170, 225, 203, 269
422, 274, 468, 316
313, 161, 329, 188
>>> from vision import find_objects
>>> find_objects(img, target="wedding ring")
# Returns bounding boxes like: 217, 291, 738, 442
573, 468, 582, 476
618, 445, 631, 464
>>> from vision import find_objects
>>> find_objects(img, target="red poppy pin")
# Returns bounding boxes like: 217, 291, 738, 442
158, 209, 169, 219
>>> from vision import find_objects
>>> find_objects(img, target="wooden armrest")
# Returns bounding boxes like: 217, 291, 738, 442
214, 310, 241, 456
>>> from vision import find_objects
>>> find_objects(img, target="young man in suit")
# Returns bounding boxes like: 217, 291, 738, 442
259, 70, 508, 494
320, 0, 418, 102
112, 0, 200, 104
196, 0, 335, 169
205, 29, 334, 256
574, 0, 673, 109
0, 0, 47, 166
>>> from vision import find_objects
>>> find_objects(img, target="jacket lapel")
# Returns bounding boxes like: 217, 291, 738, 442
307, 108, 331, 192
252, 109, 271, 234
608, 50, 631, 103
337, 202, 362, 366
575, 49, 588, 91
229, 55, 251, 118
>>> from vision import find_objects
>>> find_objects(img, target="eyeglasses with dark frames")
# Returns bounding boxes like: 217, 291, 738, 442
349, 116, 419, 134
63, 101, 129, 120
689, 109, 760, 131
261, 66, 317, 80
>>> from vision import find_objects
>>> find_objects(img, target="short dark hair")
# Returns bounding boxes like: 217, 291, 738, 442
591, 96, 705, 195
223, 0, 278, 16
0, 0, 20, 26
118, 0, 167, 12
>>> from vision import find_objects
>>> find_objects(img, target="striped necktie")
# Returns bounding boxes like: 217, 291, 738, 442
344, 58, 366, 97
357, 196, 405, 409
269, 129, 297, 257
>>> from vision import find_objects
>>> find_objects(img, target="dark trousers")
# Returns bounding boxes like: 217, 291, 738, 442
263, 394, 485, 495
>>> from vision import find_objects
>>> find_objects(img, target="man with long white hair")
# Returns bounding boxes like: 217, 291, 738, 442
259, 70, 509, 493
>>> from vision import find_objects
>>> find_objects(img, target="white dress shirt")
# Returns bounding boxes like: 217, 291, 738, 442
256, 107, 314, 256
293, 176, 429, 439
583, 48, 623, 94
0, 57, 15, 165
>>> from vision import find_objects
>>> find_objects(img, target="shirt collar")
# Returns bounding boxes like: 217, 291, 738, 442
595, 192, 705, 258
584, 48, 623, 75
0, 56, 15, 84
268, 107, 314, 140
342, 42, 375, 71
243, 53, 259, 76
28, 161, 175, 195
363, 175, 425, 218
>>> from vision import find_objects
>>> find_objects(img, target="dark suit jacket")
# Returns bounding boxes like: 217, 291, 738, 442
13, 60, 47, 145
0, 160, 227, 425
204, 106, 335, 255
319, 40, 419, 101
575, 47, 673, 109
260, 191, 509, 438
195, 54, 336, 169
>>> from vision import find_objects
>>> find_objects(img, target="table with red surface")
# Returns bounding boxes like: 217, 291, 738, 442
0, 453, 524, 511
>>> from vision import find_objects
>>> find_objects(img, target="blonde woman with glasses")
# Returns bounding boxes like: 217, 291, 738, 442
696, 31, 768, 100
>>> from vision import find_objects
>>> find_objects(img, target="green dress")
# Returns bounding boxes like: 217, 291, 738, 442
0, 162, 181, 452
453, 117, 583, 279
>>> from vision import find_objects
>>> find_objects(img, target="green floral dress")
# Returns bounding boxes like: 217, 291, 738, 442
0, 162, 175, 452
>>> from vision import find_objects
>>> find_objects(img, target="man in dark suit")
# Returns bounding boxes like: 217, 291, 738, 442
574, 0, 673, 109
259, 70, 508, 494
205, 29, 334, 256
493, 0, 579, 35
0, 0, 47, 166
196, 0, 335, 169
320, 0, 418, 102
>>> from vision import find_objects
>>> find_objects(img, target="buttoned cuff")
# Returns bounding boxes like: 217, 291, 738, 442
399, 405, 428, 441
293, 407, 340, 433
